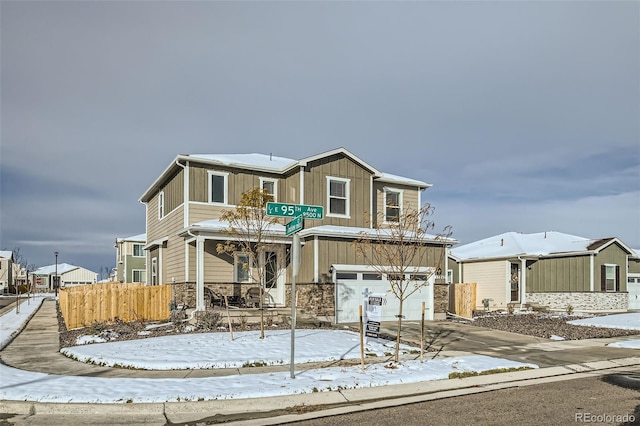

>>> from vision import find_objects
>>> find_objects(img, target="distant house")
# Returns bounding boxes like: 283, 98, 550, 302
448, 231, 637, 313
629, 249, 640, 311
33, 263, 98, 290
0, 251, 15, 294
139, 147, 455, 323
114, 233, 147, 283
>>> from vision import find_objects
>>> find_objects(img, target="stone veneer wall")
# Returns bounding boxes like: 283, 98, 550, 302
526, 292, 628, 312
170, 282, 335, 316
433, 283, 449, 320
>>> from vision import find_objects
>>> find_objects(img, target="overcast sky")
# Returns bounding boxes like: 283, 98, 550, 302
1, 1, 638, 275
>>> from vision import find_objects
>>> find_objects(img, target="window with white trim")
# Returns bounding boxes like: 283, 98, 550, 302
260, 178, 277, 202
132, 244, 144, 257
208, 171, 228, 204
327, 177, 350, 217
132, 270, 146, 283
384, 188, 402, 222
604, 264, 618, 292
235, 253, 252, 283
158, 191, 165, 219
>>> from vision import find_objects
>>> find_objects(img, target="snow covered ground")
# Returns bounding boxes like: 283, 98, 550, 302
0, 296, 637, 404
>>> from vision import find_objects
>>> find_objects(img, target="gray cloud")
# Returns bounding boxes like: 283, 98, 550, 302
1, 1, 638, 272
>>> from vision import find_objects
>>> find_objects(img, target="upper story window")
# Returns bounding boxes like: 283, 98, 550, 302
158, 191, 165, 219
385, 188, 402, 222
327, 176, 350, 217
260, 177, 277, 202
132, 244, 144, 257
208, 171, 229, 204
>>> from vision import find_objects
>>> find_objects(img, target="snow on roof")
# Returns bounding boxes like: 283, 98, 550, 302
187, 153, 298, 172
116, 233, 146, 243
301, 225, 455, 243
450, 231, 596, 260
378, 172, 431, 188
0, 251, 14, 260
33, 263, 81, 275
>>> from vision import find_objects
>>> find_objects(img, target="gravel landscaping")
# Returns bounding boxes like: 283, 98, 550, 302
457, 311, 640, 340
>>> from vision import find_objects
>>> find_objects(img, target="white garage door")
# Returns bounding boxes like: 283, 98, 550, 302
628, 275, 640, 311
334, 267, 434, 323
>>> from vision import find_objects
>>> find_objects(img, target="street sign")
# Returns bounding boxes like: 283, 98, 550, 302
266, 202, 324, 220
285, 215, 303, 236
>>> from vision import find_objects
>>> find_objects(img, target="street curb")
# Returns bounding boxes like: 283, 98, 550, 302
3, 356, 638, 423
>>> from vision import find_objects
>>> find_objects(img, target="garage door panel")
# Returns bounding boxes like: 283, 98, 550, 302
335, 276, 433, 323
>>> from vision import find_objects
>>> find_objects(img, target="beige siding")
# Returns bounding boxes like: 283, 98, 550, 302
630, 258, 640, 274
304, 154, 372, 228
299, 236, 445, 284
189, 163, 284, 206
462, 261, 508, 309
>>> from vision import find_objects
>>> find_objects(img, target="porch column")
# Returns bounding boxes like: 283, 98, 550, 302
520, 258, 527, 304
196, 236, 205, 311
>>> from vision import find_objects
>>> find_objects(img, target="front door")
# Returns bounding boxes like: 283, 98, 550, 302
510, 263, 520, 302
263, 250, 285, 306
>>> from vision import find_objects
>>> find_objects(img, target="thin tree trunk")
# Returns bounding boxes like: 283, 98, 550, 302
395, 299, 404, 362
259, 285, 265, 339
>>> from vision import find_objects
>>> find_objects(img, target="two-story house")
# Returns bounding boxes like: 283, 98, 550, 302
0, 251, 15, 294
114, 233, 147, 283
139, 147, 454, 323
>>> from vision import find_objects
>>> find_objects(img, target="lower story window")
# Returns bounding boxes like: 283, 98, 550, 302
235, 253, 252, 283
132, 270, 146, 283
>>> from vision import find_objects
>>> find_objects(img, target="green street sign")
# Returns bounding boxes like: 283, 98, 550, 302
266, 202, 324, 220
285, 215, 303, 236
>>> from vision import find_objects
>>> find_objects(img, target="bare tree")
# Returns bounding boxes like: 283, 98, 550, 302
353, 204, 452, 362
216, 187, 287, 339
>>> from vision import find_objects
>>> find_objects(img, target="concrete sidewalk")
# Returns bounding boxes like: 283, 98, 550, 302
1, 298, 639, 425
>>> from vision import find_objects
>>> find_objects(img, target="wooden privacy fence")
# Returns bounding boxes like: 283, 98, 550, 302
450, 282, 477, 319
59, 282, 172, 330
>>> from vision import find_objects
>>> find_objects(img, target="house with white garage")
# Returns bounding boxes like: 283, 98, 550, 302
32, 263, 98, 290
449, 231, 638, 313
139, 147, 455, 323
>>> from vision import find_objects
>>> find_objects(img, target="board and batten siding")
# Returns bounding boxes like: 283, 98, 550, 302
526, 255, 591, 292
462, 261, 508, 309
303, 155, 372, 228
189, 164, 284, 206
301, 236, 445, 284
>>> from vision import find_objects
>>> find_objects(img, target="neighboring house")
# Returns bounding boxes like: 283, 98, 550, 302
449, 231, 637, 313
0, 251, 15, 294
629, 249, 640, 311
114, 233, 147, 283
33, 263, 98, 290
139, 147, 454, 323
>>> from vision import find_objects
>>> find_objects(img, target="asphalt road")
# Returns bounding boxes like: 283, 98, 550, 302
284, 371, 640, 426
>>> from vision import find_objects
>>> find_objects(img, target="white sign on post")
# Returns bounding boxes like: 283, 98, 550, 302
365, 294, 385, 341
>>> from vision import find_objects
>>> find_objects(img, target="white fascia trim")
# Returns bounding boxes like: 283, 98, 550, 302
369, 175, 373, 228
299, 166, 304, 204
